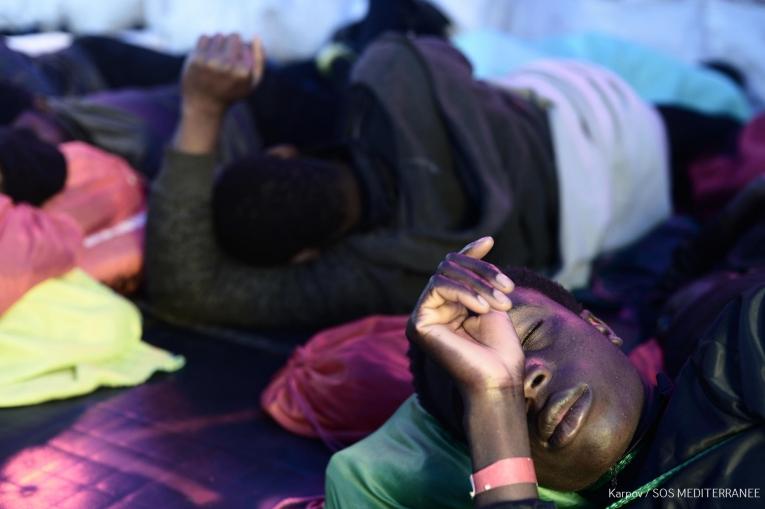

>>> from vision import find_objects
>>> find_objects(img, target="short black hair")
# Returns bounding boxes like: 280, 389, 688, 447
212, 154, 353, 265
501, 266, 583, 315
0, 127, 67, 205
408, 266, 582, 441
0, 80, 33, 125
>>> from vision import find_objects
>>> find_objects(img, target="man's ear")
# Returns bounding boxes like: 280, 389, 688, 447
580, 309, 623, 347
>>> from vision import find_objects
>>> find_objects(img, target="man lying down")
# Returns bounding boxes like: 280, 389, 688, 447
325, 237, 764, 508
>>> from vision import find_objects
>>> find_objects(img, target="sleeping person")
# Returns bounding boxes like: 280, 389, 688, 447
325, 236, 764, 508
146, 32, 673, 329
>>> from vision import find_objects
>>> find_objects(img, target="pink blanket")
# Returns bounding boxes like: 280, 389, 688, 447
44, 142, 146, 290
44, 142, 145, 234
0, 195, 82, 315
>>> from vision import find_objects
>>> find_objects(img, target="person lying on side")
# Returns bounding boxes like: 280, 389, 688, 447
324, 236, 764, 508
145, 25, 687, 330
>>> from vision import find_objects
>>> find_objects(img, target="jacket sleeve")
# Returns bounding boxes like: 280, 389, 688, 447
675, 283, 765, 426
703, 284, 765, 422
144, 150, 393, 329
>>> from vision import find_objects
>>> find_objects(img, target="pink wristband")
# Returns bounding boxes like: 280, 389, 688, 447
470, 457, 537, 497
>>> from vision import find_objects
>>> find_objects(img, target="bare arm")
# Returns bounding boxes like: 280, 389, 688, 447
145, 33, 398, 328
174, 33, 265, 155
408, 237, 539, 507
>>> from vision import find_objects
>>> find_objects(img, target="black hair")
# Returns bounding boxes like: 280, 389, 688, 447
408, 265, 582, 440
0, 80, 34, 125
0, 127, 67, 205
212, 154, 354, 266
501, 266, 583, 315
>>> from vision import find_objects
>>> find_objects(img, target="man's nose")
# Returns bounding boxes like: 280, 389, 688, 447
523, 361, 552, 412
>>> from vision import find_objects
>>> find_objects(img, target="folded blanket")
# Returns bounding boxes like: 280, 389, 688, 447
0, 194, 82, 315
0, 268, 183, 407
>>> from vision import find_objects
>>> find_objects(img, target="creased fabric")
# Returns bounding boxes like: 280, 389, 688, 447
0, 269, 184, 407
262, 315, 412, 450
492, 60, 671, 288
0, 194, 82, 315
325, 396, 575, 509
43, 142, 146, 289
44, 141, 145, 235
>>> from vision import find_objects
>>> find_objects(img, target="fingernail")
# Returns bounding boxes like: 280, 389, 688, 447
496, 273, 513, 290
493, 289, 511, 305
476, 295, 489, 308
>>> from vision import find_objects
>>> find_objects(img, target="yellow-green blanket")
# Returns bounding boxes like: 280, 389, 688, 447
0, 269, 184, 407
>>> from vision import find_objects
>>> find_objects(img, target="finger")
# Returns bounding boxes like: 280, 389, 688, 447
197, 35, 211, 52
237, 38, 254, 76
464, 311, 525, 367
428, 275, 490, 315
459, 236, 494, 259
251, 37, 265, 85
416, 322, 489, 378
465, 311, 521, 346
210, 33, 225, 52
222, 34, 242, 68
205, 33, 225, 65
438, 259, 512, 310
188, 35, 210, 65
445, 252, 514, 293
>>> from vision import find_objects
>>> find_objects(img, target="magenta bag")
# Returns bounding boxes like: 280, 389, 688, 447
261, 315, 414, 450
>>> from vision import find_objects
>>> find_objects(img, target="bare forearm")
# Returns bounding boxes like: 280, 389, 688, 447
173, 102, 226, 155
464, 390, 538, 507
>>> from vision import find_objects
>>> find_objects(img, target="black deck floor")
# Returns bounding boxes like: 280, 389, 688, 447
0, 318, 331, 509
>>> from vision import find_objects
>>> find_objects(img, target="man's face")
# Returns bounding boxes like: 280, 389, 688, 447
508, 287, 644, 491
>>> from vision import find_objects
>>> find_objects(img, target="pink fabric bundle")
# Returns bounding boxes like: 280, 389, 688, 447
44, 142, 145, 234
0, 195, 82, 315
263, 315, 666, 453
78, 213, 145, 293
261, 315, 413, 450
689, 113, 765, 218
43, 142, 146, 290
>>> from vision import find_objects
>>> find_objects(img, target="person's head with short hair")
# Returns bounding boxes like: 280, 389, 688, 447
0, 80, 34, 125
212, 154, 361, 265
0, 127, 67, 205
409, 266, 644, 491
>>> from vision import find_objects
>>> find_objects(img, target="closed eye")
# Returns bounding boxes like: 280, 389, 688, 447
522, 320, 543, 348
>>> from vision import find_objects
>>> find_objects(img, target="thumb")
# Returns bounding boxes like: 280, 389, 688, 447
464, 311, 524, 370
